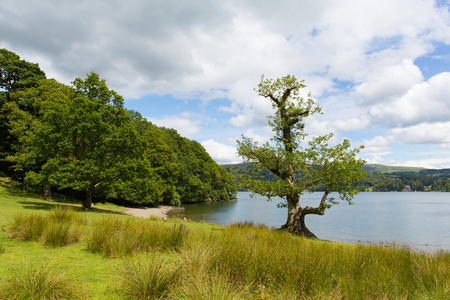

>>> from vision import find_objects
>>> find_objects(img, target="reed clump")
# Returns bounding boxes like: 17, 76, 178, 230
8, 206, 83, 247
0, 262, 85, 299
86, 216, 188, 257
116, 253, 180, 299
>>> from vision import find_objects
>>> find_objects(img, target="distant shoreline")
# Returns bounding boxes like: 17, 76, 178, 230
123, 206, 182, 219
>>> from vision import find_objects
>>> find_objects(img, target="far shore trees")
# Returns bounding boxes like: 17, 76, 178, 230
237, 75, 366, 237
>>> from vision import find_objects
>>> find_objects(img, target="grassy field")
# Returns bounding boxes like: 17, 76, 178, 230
0, 177, 448, 299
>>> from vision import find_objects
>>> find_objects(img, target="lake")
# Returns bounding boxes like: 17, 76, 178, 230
170, 192, 450, 251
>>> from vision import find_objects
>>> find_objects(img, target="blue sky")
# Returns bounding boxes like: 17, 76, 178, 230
1, 0, 450, 167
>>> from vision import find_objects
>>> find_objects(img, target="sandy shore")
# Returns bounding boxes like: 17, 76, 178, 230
123, 206, 178, 219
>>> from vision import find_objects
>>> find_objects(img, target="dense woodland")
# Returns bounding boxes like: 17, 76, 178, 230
0, 49, 237, 208
224, 163, 450, 192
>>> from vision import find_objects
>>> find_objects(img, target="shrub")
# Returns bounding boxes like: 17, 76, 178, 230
0, 262, 85, 299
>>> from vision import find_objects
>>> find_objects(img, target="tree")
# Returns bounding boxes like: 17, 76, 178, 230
5, 79, 72, 197
237, 75, 366, 237
0, 49, 46, 176
10, 72, 140, 209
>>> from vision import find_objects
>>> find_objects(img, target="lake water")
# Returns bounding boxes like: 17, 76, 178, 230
170, 192, 450, 251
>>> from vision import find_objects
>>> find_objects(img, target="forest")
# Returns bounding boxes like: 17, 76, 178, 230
0, 49, 237, 208
224, 163, 450, 192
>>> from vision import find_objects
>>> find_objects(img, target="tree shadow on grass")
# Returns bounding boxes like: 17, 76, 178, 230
16, 200, 124, 216
0, 179, 38, 199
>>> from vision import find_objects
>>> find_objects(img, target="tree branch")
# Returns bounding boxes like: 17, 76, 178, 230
302, 189, 330, 216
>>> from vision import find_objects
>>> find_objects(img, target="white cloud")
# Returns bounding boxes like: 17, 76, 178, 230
370, 72, 450, 127
148, 114, 202, 138
366, 157, 450, 170
353, 59, 424, 104
332, 116, 371, 131
361, 135, 393, 156
201, 139, 241, 164
389, 122, 450, 144
3, 0, 450, 167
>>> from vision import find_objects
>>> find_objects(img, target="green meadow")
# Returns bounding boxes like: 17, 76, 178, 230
0, 178, 448, 299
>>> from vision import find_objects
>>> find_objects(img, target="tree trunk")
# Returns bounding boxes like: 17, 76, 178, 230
281, 201, 317, 238
83, 186, 94, 209
42, 183, 51, 199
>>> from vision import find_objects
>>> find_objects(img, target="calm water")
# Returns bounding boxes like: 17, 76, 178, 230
170, 192, 450, 251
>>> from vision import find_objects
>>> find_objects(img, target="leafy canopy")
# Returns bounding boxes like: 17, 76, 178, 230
237, 75, 366, 210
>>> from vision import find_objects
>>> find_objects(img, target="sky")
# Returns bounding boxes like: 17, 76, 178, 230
1, 0, 450, 168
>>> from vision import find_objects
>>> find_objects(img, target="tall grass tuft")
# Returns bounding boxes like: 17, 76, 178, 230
86, 217, 189, 257
9, 213, 48, 241
42, 222, 82, 248
8, 206, 83, 247
0, 262, 85, 299
117, 253, 179, 299
168, 271, 249, 300
47, 206, 84, 225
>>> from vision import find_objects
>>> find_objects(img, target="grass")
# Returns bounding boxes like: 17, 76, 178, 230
0, 262, 85, 299
86, 217, 188, 256
9, 206, 83, 247
117, 252, 180, 299
0, 177, 449, 299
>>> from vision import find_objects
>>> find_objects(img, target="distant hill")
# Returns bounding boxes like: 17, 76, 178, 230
223, 162, 428, 174
362, 164, 426, 173
222, 162, 450, 192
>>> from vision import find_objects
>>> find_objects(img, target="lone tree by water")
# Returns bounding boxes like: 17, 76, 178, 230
237, 75, 366, 237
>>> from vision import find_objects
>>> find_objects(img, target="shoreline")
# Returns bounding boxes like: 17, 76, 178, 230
123, 206, 182, 219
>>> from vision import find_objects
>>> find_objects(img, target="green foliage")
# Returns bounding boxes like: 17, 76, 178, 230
161, 128, 237, 204
3, 49, 237, 207
237, 75, 366, 236
0, 48, 46, 177
0, 48, 46, 92
0, 262, 85, 300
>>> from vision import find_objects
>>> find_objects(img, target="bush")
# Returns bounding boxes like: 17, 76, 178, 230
0, 262, 85, 299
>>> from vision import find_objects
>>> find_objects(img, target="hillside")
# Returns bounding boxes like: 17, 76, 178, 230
223, 162, 428, 175
223, 162, 450, 192
362, 164, 426, 173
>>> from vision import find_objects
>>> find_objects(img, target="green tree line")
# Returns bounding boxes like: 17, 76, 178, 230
353, 172, 450, 192
225, 163, 450, 192
0, 49, 237, 208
